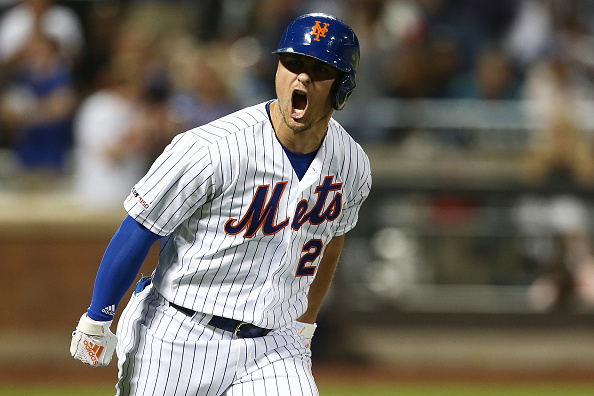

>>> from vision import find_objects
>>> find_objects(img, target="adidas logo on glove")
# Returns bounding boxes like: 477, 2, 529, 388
84, 340, 105, 366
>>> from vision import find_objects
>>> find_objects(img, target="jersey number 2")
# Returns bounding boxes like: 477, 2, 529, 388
296, 239, 323, 277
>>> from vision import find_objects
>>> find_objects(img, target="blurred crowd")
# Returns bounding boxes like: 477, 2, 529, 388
1, 0, 594, 198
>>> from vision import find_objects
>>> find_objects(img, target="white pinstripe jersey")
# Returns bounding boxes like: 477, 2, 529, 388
124, 101, 371, 329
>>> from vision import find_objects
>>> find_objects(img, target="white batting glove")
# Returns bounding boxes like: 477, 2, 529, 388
70, 313, 117, 367
297, 322, 317, 349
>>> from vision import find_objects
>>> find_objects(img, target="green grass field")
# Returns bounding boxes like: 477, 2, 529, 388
1, 382, 594, 396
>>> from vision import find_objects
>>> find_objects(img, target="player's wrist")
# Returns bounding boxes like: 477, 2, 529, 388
86, 308, 114, 322
296, 312, 317, 324
77, 313, 113, 336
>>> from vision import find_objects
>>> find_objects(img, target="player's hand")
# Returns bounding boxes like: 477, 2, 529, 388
70, 313, 117, 367
296, 321, 317, 349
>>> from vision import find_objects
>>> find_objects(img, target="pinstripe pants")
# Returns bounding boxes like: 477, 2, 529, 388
115, 284, 318, 396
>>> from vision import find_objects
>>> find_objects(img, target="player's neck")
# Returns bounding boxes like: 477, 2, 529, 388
269, 101, 330, 154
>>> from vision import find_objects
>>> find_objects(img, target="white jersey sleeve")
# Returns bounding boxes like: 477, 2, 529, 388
124, 132, 217, 235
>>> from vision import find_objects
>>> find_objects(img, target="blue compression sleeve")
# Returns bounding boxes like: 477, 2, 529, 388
87, 215, 162, 321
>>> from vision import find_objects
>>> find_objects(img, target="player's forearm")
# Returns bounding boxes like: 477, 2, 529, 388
87, 216, 161, 321
298, 235, 345, 323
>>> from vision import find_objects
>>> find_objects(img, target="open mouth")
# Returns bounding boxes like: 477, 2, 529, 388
291, 90, 308, 118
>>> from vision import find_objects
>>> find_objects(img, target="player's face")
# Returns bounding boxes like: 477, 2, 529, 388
275, 53, 339, 133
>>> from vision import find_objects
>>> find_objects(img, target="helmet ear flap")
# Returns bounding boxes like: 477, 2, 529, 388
332, 71, 355, 110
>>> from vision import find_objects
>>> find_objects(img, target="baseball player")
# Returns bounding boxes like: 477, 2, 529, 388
70, 13, 371, 396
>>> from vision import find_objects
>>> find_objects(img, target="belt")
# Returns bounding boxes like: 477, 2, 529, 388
169, 302, 271, 338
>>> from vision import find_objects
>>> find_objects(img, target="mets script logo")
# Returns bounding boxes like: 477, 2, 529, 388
312, 20, 329, 41
224, 176, 342, 238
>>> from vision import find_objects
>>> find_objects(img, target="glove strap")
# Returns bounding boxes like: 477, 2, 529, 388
298, 322, 317, 339
76, 314, 112, 337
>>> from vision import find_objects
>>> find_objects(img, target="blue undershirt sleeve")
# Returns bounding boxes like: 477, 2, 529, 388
87, 215, 162, 321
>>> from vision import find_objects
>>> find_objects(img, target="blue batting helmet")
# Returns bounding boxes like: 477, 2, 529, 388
273, 13, 360, 110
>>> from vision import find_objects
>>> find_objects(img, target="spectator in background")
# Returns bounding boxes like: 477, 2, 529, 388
127, 83, 182, 165
522, 111, 594, 189
505, 0, 562, 69
0, 0, 83, 68
441, 46, 520, 148
424, 26, 463, 98
72, 55, 149, 209
522, 49, 594, 134
516, 102, 594, 312
416, 0, 517, 74
383, 43, 427, 99
0, 32, 76, 173
72, 20, 181, 209
168, 46, 240, 131
513, 6, 594, 310
449, 46, 520, 100
0, 0, 83, 172
75, 1, 126, 97
337, 0, 419, 142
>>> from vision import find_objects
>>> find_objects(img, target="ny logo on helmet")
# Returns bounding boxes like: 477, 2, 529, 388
312, 21, 329, 41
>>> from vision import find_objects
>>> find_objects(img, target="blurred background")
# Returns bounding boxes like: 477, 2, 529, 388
2, 0, 594, 388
